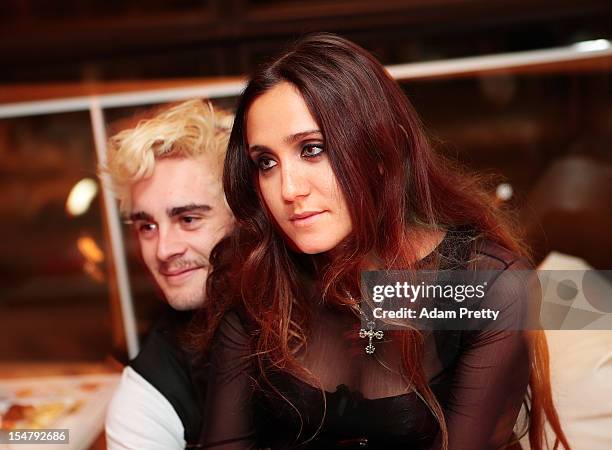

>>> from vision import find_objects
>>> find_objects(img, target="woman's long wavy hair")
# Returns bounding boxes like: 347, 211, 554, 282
201, 33, 569, 450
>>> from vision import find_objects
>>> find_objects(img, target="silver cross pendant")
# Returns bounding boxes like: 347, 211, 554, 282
359, 321, 384, 354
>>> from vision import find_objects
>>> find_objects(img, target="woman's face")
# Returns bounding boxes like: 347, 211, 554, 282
246, 82, 352, 254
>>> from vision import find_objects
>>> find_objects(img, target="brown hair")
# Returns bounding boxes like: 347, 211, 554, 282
203, 33, 568, 449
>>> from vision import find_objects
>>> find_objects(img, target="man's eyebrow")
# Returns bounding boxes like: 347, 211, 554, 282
168, 204, 212, 217
129, 211, 153, 222
248, 129, 322, 154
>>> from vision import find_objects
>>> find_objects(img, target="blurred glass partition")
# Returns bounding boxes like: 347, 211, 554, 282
397, 56, 612, 268
0, 80, 245, 371
0, 44, 610, 369
0, 111, 113, 362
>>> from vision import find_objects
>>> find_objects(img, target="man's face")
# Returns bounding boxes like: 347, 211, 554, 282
129, 156, 233, 310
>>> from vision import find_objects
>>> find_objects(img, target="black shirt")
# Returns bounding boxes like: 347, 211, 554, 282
201, 237, 535, 449
130, 307, 207, 447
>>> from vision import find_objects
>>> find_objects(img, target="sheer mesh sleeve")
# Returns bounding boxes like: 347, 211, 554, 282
201, 312, 257, 449
444, 258, 537, 449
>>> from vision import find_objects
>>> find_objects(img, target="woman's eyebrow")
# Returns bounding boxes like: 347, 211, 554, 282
248, 144, 268, 155
284, 130, 322, 145
248, 129, 322, 155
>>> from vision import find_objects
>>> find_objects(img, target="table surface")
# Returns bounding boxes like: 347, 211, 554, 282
0, 359, 122, 450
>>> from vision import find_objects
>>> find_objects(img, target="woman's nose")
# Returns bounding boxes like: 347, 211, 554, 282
280, 163, 310, 202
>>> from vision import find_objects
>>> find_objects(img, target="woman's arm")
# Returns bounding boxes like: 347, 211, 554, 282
444, 260, 537, 449
201, 311, 258, 449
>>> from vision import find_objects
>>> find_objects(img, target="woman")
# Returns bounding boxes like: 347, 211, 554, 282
199, 33, 569, 449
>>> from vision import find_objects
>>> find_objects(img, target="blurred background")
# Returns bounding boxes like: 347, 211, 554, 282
1, 0, 611, 366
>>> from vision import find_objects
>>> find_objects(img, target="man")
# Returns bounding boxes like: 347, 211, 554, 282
101, 99, 234, 449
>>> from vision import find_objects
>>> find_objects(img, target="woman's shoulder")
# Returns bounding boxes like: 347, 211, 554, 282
435, 227, 532, 271
212, 309, 253, 349
467, 238, 539, 328
470, 238, 533, 271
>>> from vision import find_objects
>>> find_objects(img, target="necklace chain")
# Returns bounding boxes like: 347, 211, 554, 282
346, 290, 384, 355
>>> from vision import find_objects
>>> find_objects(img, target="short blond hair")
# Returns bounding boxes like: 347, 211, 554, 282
101, 99, 233, 214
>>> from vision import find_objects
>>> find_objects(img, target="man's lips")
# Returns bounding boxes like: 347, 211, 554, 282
159, 266, 203, 278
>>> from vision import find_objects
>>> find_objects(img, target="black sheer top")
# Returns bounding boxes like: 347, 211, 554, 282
201, 236, 535, 449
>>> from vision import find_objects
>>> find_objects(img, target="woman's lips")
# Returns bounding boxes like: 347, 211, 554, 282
289, 211, 325, 227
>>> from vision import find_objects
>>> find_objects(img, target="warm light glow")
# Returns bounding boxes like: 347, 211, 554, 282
572, 39, 611, 52
84, 260, 105, 283
66, 178, 98, 216
77, 236, 105, 264
495, 183, 513, 202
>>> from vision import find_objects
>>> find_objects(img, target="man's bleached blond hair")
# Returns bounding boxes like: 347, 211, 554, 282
102, 99, 233, 214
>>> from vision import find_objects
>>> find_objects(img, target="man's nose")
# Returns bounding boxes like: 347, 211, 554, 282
156, 225, 186, 261
280, 163, 310, 202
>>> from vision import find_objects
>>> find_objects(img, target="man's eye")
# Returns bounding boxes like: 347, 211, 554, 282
136, 222, 156, 236
257, 157, 277, 171
301, 144, 324, 158
181, 216, 202, 228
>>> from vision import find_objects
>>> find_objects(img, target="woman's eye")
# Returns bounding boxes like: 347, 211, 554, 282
301, 144, 324, 158
257, 157, 277, 171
